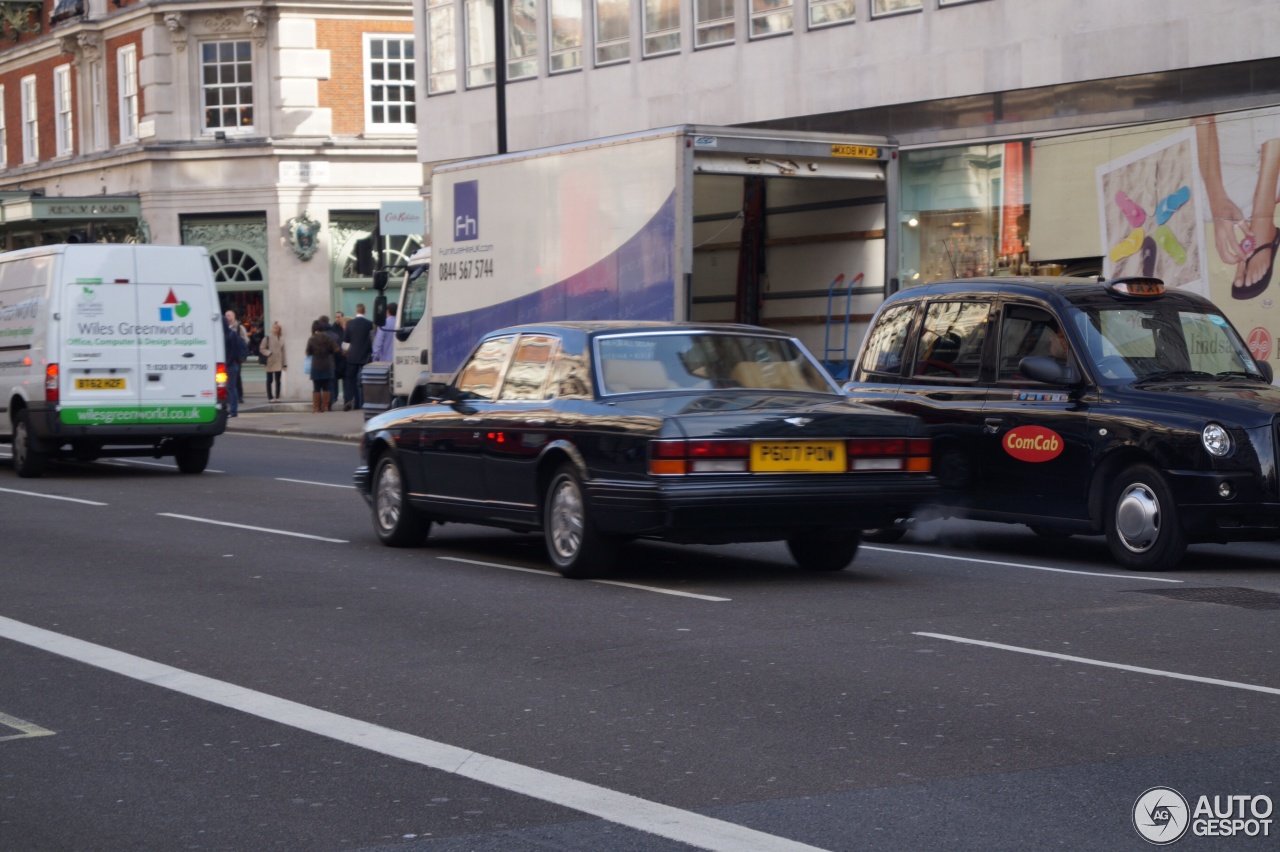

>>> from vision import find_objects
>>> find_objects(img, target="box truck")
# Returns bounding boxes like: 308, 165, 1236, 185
363, 125, 899, 410
0, 244, 228, 477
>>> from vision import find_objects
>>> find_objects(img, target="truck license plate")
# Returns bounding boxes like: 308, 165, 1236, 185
751, 441, 845, 473
75, 378, 126, 390
831, 144, 880, 159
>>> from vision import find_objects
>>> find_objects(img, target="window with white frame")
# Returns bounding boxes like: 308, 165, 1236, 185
809, 0, 855, 26
54, 65, 74, 156
549, 0, 583, 72
507, 0, 537, 80
696, 0, 735, 47
117, 45, 138, 142
644, 0, 680, 56
594, 0, 630, 65
21, 75, 37, 163
427, 0, 458, 93
871, 0, 921, 17
201, 40, 253, 133
466, 0, 495, 88
89, 61, 106, 151
751, 0, 792, 36
0, 86, 6, 168
365, 35, 416, 132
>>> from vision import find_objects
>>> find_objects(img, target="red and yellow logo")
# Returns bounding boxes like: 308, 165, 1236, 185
1003, 426, 1064, 462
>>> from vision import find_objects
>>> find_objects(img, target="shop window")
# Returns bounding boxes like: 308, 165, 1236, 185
201, 40, 253, 134
508, 0, 538, 80
809, 0, 855, 27
871, 0, 921, 17
643, 0, 680, 57
750, 0, 792, 38
427, 0, 458, 94
549, 0, 583, 73
594, 0, 630, 65
330, 213, 423, 317
696, 0, 735, 47
181, 216, 269, 336
365, 36, 415, 132
899, 141, 1032, 286
466, 0, 495, 88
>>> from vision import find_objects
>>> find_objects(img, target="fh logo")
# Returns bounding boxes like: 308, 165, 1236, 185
454, 180, 479, 241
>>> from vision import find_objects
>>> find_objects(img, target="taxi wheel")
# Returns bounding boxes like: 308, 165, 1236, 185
788, 529, 862, 571
372, 453, 430, 547
545, 464, 616, 579
12, 410, 46, 479
1104, 464, 1187, 571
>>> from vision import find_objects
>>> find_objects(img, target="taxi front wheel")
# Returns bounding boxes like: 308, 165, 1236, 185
1104, 463, 1187, 572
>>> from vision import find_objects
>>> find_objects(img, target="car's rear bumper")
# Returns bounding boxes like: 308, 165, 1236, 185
588, 474, 937, 540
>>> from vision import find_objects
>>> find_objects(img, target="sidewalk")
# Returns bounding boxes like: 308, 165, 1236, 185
223, 378, 368, 443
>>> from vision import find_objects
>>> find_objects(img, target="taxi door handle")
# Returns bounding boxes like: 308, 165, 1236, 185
984, 417, 1003, 434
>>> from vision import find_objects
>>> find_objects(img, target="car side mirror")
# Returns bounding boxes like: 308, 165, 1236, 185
1019, 356, 1078, 386
373, 293, 387, 326
1258, 360, 1274, 384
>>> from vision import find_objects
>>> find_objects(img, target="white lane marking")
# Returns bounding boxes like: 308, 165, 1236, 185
915, 632, 1280, 697
109, 458, 225, 474
158, 513, 348, 543
864, 545, 1183, 584
439, 556, 731, 601
0, 615, 825, 852
0, 710, 56, 742
277, 477, 355, 489
0, 487, 107, 506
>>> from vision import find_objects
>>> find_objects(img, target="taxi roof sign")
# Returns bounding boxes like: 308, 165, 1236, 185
1107, 277, 1165, 297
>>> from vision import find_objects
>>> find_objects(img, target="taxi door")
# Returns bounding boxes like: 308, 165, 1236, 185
977, 302, 1094, 522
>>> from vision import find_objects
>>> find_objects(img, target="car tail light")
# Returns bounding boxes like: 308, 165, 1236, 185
45, 363, 59, 403
215, 362, 228, 401
649, 439, 751, 475
846, 437, 932, 472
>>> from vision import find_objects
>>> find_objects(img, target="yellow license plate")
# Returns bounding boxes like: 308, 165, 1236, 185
831, 144, 880, 159
75, 377, 126, 390
751, 441, 846, 473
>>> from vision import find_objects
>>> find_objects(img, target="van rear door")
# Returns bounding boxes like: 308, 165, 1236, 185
60, 246, 143, 426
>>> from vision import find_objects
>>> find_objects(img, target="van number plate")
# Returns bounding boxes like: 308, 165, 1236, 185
75, 378, 126, 390
751, 441, 846, 473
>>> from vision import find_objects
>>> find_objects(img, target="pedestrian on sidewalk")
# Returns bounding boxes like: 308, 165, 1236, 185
325, 313, 345, 411
306, 319, 338, 413
261, 320, 287, 400
372, 302, 397, 363
342, 303, 375, 410
224, 310, 250, 403
223, 313, 247, 417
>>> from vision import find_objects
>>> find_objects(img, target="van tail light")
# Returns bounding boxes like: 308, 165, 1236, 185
45, 363, 59, 403
215, 362, 228, 401
846, 437, 932, 472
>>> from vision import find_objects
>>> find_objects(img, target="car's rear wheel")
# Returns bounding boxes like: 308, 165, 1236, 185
787, 528, 862, 571
12, 410, 46, 479
174, 441, 210, 474
1105, 463, 1186, 571
372, 453, 430, 547
544, 464, 615, 579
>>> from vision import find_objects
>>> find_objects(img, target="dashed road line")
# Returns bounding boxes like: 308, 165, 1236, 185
865, 545, 1184, 583
439, 556, 732, 601
158, 513, 348, 543
277, 477, 355, 489
0, 487, 107, 506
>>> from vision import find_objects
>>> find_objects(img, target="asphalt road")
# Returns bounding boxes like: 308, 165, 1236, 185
2, 432, 1278, 851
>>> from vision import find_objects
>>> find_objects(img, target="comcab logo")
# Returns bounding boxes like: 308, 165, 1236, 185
1002, 425, 1064, 462
453, 180, 478, 242
158, 289, 191, 322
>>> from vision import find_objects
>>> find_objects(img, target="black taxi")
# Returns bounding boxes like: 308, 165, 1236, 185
843, 276, 1280, 572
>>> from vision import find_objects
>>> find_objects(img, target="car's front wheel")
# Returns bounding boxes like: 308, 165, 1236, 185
372, 453, 430, 547
1104, 463, 1186, 571
12, 410, 46, 479
787, 529, 862, 571
544, 464, 615, 579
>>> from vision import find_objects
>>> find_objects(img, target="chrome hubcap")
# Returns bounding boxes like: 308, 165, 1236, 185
549, 477, 584, 561
1115, 481, 1160, 552
375, 461, 402, 532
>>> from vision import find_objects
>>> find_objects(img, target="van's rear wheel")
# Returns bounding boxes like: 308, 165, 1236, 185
12, 410, 46, 479
174, 441, 210, 474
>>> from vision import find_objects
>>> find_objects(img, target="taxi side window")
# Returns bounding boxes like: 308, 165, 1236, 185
999, 306, 1069, 381
913, 301, 989, 380
498, 335, 559, 400
456, 335, 516, 400
859, 304, 916, 378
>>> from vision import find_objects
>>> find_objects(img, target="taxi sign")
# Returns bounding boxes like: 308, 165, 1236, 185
1107, 277, 1165, 297
831, 144, 880, 160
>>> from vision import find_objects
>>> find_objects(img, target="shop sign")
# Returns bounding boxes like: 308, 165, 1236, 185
380, 201, 424, 236
33, 199, 140, 220
279, 161, 330, 185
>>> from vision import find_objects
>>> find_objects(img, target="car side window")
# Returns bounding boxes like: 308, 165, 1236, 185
498, 335, 559, 400
455, 335, 516, 400
859, 304, 916, 378
998, 306, 1070, 381
913, 301, 989, 380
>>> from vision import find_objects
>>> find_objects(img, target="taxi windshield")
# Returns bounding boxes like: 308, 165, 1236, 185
1066, 303, 1263, 383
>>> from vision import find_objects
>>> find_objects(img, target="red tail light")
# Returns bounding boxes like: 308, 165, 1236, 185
215, 362, 228, 401
846, 437, 932, 472
45, 363, 59, 403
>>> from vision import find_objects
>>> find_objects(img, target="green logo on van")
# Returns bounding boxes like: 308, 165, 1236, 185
60, 405, 219, 425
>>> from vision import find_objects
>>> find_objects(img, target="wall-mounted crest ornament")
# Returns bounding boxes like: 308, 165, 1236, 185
286, 213, 321, 261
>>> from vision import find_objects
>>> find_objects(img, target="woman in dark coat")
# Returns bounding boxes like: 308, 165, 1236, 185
305, 320, 338, 413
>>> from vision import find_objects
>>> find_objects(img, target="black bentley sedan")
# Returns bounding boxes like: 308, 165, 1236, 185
355, 322, 937, 577
845, 276, 1280, 572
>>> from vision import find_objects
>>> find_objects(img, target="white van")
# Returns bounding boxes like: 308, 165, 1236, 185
0, 244, 228, 477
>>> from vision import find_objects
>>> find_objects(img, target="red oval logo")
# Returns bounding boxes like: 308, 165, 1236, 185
1247, 327, 1272, 362
1003, 425, 1064, 462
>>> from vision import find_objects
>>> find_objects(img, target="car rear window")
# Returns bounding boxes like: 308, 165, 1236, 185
597, 332, 833, 394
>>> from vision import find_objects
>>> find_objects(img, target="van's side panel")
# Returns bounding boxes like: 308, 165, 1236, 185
0, 249, 55, 416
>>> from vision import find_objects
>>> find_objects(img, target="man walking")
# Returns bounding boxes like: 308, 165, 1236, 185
224, 310, 249, 403
342, 303, 375, 410
222, 313, 246, 417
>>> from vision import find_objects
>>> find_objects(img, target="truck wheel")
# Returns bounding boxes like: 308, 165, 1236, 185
372, 453, 430, 547
544, 464, 615, 579
788, 529, 862, 571
174, 441, 210, 474
1105, 463, 1186, 571
12, 410, 46, 479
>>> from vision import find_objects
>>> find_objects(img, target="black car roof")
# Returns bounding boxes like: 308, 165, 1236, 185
484, 321, 794, 337
885, 276, 1218, 312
